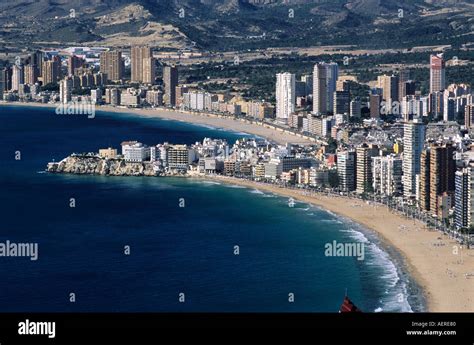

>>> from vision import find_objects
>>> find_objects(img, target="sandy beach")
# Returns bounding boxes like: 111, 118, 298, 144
205, 176, 474, 312
0, 102, 314, 146
3, 101, 474, 312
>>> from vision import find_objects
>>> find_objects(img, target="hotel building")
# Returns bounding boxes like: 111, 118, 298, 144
100, 50, 124, 81
337, 150, 356, 192
163, 65, 178, 106
430, 54, 446, 93
403, 119, 426, 198
276, 72, 295, 122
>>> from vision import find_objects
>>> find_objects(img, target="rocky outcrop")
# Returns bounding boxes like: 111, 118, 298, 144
47, 154, 158, 177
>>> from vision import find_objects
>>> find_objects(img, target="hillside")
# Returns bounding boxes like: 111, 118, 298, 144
0, 0, 473, 52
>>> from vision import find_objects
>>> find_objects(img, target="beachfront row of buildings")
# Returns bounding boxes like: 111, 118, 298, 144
180, 90, 275, 119
1, 47, 278, 120
97, 119, 473, 233
268, 54, 474, 233
333, 118, 474, 232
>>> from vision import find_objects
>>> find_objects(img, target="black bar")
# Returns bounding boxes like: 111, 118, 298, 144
0, 313, 472, 345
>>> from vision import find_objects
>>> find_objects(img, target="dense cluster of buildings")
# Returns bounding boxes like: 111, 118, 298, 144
0, 47, 177, 107
2, 47, 474, 233
1, 46, 277, 119
180, 90, 275, 118
276, 54, 472, 130
103, 137, 318, 180
272, 53, 474, 232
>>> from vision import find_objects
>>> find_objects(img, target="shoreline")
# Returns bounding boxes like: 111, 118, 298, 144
0, 102, 315, 146
198, 175, 474, 312
6, 101, 474, 312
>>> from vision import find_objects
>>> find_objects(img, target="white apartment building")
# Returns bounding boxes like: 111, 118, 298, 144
276, 73, 295, 122
372, 155, 403, 197
121, 141, 150, 162
402, 119, 426, 198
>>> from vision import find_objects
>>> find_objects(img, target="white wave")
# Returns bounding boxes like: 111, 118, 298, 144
321, 219, 344, 224
342, 228, 370, 244
324, 210, 338, 217
193, 123, 218, 130
367, 244, 399, 287
248, 189, 275, 198
367, 247, 413, 312
341, 226, 414, 312
225, 184, 247, 189
233, 132, 251, 136
263, 193, 276, 198
200, 181, 221, 185
250, 189, 264, 195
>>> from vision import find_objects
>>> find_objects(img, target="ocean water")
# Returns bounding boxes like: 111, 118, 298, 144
0, 105, 423, 312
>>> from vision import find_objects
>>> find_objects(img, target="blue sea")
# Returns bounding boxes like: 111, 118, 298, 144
0, 105, 424, 312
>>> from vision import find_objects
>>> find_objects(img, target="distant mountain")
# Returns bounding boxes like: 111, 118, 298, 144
0, 0, 473, 52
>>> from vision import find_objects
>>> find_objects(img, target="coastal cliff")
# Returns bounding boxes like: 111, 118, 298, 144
47, 154, 158, 176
